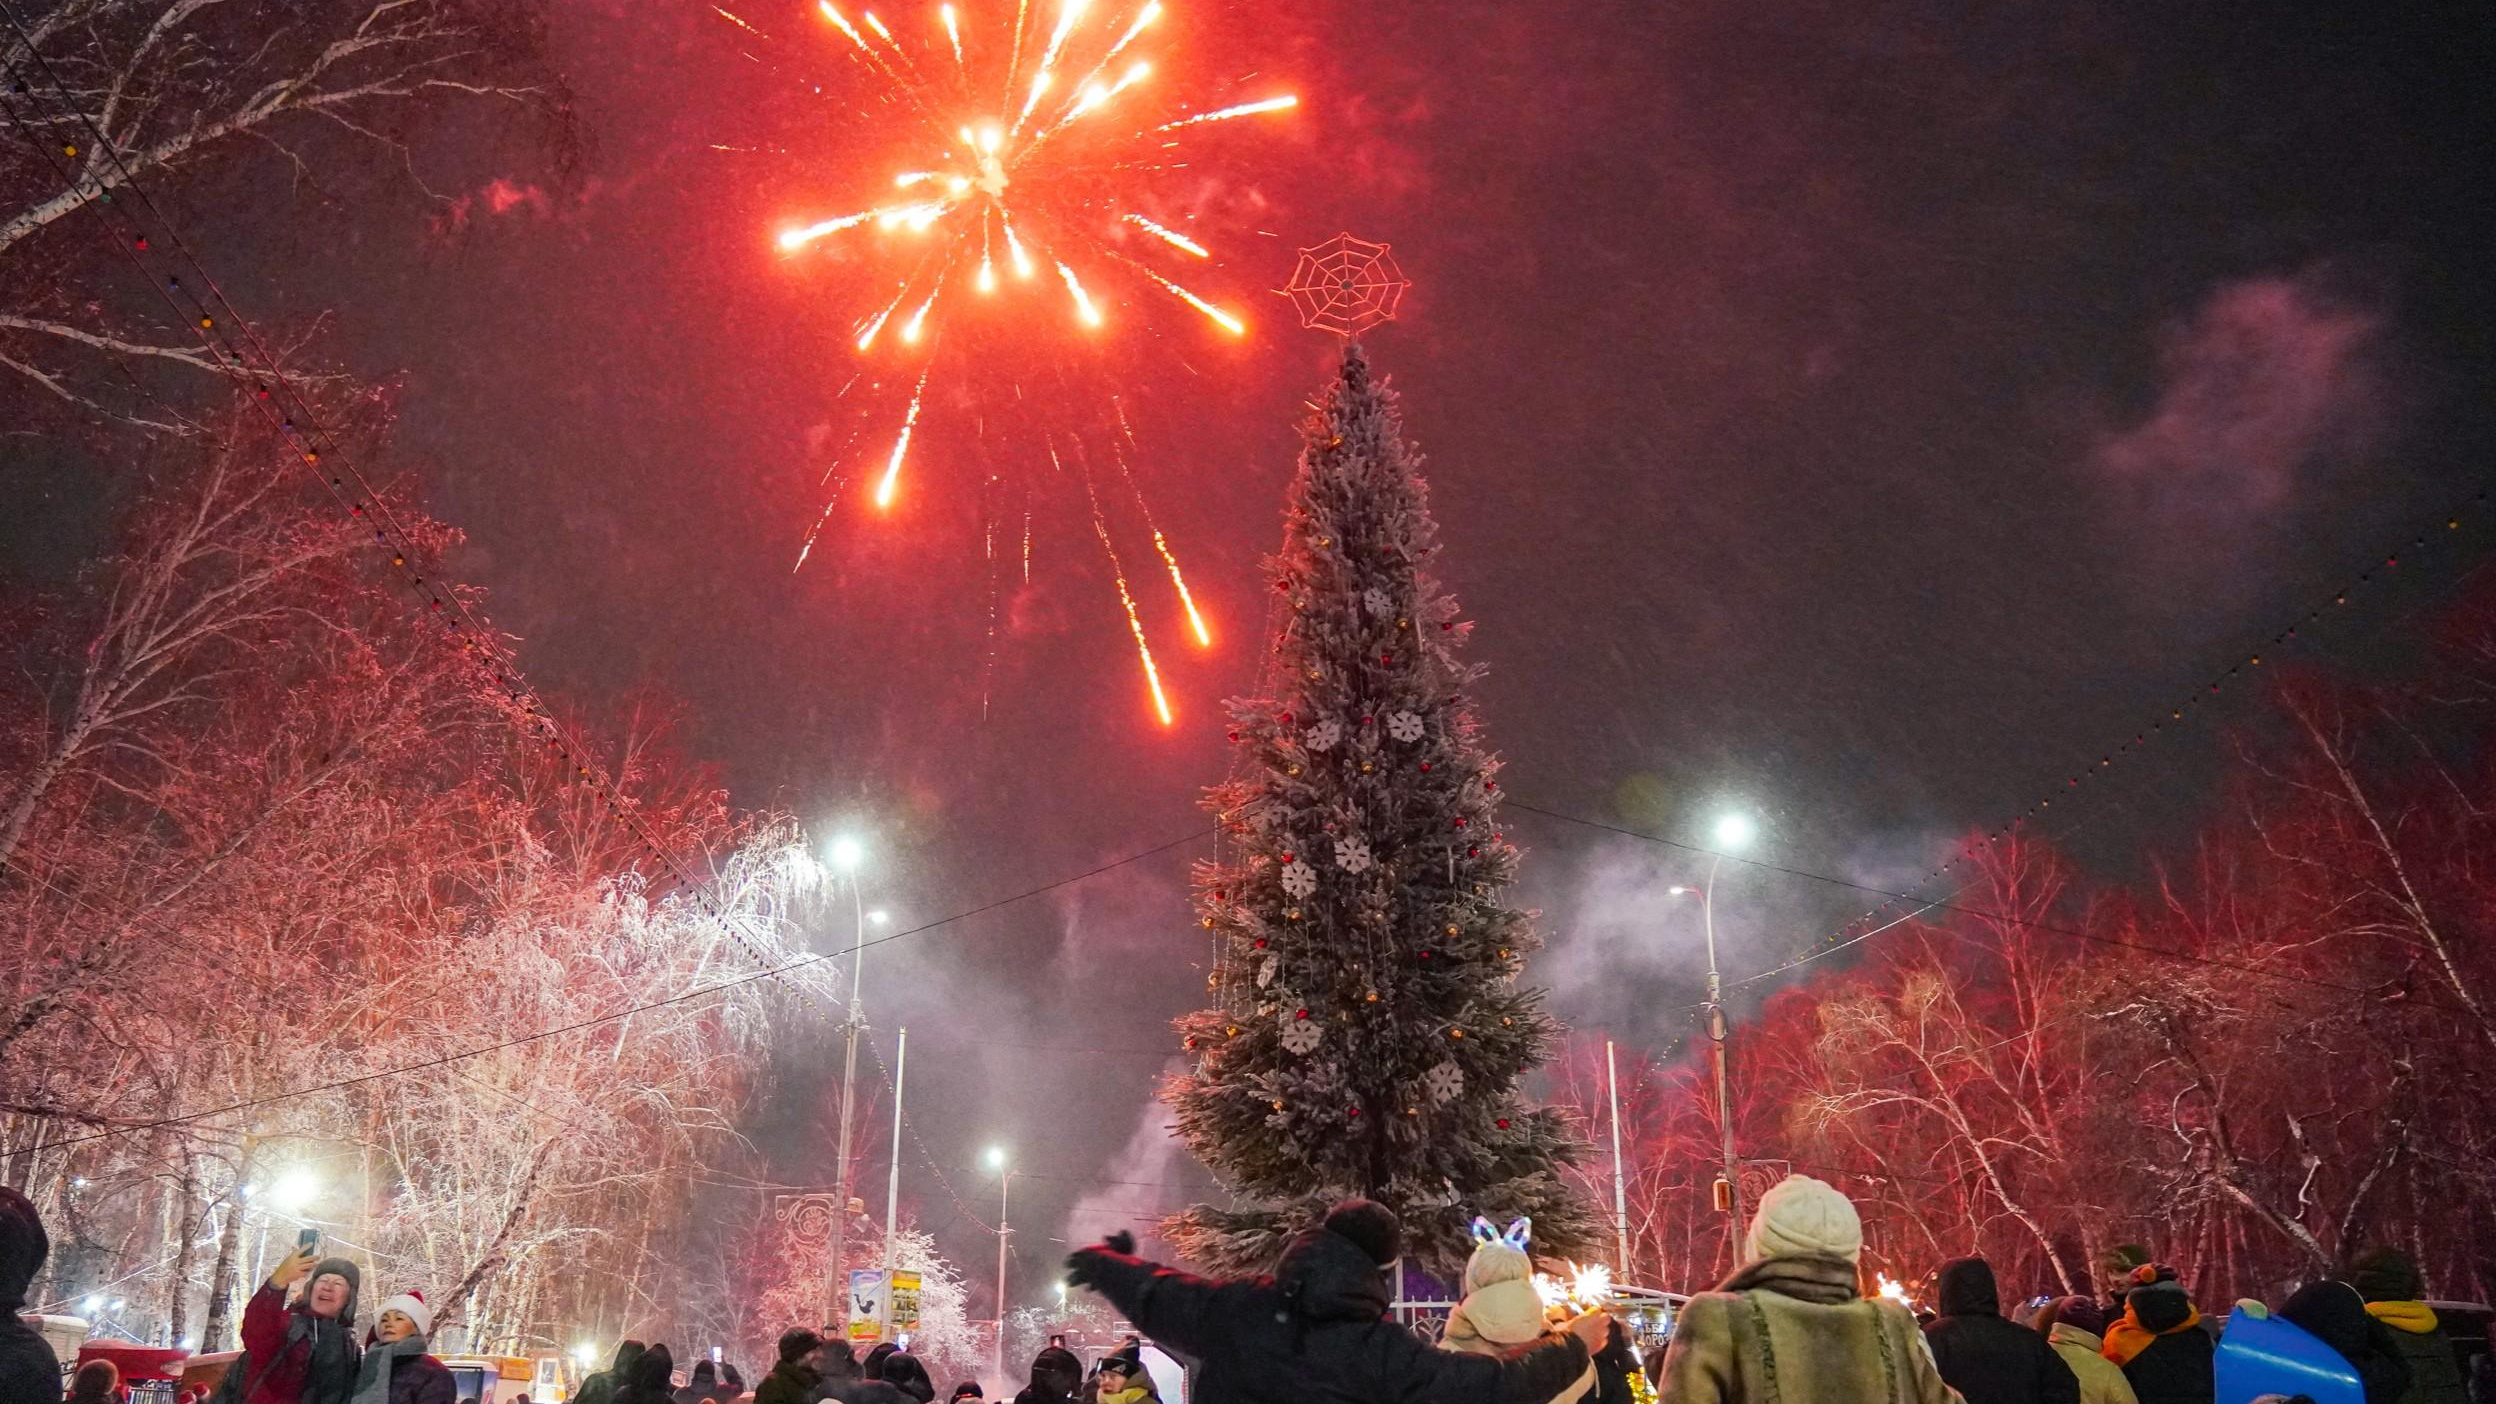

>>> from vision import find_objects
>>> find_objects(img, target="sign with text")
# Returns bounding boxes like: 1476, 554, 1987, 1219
889, 1270, 922, 1335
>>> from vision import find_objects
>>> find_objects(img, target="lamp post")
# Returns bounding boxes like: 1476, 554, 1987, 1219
1680, 809, 1756, 1258
985, 1147, 1015, 1392
828, 835, 869, 1324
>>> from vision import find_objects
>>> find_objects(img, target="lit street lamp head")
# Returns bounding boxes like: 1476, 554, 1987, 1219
984, 1146, 1008, 1172
829, 836, 867, 872
1711, 812, 1758, 853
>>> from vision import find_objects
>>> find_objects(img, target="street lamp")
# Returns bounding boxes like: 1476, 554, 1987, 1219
1690, 811, 1755, 1254
986, 1148, 1015, 1392
825, 832, 872, 1324
269, 1168, 321, 1213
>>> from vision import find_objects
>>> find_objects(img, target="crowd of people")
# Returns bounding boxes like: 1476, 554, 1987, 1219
5, 1177, 2490, 1404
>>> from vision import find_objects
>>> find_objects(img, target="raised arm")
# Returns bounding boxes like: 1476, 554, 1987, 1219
1065, 1235, 1250, 1363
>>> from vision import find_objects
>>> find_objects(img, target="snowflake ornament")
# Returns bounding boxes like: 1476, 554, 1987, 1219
1387, 710, 1425, 743
1304, 718, 1342, 752
1256, 956, 1279, 989
1280, 1015, 1323, 1055
1425, 1061, 1464, 1106
1364, 588, 1393, 618
1280, 859, 1318, 899
1333, 837, 1374, 874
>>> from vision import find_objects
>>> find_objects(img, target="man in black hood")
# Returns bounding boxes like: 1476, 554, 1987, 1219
1064, 1199, 1602, 1404
0, 1187, 61, 1404
1921, 1258, 2079, 1404
1012, 1347, 1083, 1404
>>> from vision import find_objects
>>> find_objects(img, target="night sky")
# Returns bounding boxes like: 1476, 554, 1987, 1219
7, 0, 2493, 1303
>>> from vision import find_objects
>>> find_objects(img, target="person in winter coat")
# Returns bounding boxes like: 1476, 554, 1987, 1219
2098, 1250, 2153, 1330
2032, 1298, 2138, 1404
228, 1248, 364, 1404
677, 1362, 731, 1404
1653, 1175, 1955, 1404
68, 1359, 121, 1404
1064, 1200, 1605, 1404
1091, 1344, 1158, 1404
2351, 1248, 2470, 1404
1440, 1218, 1595, 1404
809, 1342, 859, 1404
1922, 1257, 2080, 1404
756, 1330, 823, 1404
616, 1346, 679, 1404
2282, 1281, 2412, 1404
0, 1188, 61, 1404
578, 1343, 648, 1404
2102, 1268, 2214, 1404
351, 1292, 455, 1404
847, 1354, 934, 1404
861, 1347, 897, 1385
1012, 1347, 1083, 1404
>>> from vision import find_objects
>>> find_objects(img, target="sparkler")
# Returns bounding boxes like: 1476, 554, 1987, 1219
737, 0, 1295, 721
1533, 1263, 1618, 1313
1876, 1273, 1921, 1310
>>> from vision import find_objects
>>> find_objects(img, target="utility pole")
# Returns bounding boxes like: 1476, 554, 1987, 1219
1606, 1039, 1632, 1280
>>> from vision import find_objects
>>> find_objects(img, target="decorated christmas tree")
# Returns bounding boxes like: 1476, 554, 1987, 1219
1166, 336, 1596, 1276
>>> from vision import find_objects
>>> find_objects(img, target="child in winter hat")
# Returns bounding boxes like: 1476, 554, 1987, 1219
1440, 1217, 1595, 1404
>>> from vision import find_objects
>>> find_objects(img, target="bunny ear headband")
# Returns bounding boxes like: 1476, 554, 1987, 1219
1469, 1216, 1533, 1250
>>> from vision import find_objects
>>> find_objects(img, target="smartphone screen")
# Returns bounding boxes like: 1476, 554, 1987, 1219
298, 1228, 320, 1252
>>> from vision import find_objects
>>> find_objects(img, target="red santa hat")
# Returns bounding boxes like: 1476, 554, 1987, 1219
380, 1290, 433, 1338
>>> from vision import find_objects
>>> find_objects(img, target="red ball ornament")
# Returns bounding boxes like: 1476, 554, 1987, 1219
1485, 780, 1498, 792
1454, 817, 1468, 828
1281, 853, 1294, 863
1228, 730, 1240, 742
1348, 1106, 1361, 1118
1296, 1008, 1310, 1020
1254, 938, 1268, 949
1281, 713, 1295, 724
1419, 762, 1431, 773
1468, 847, 1480, 858
1362, 716, 1374, 725
1419, 950, 1433, 961
1380, 653, 1393, 665
1496, 1118, 1510, 1129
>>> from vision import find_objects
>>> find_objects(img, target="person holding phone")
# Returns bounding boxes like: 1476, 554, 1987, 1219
218, 1237, 362, 1404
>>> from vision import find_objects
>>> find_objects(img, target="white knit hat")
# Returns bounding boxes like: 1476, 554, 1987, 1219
379, 1291, 432, 1338
1744, 1175, 1863, 1264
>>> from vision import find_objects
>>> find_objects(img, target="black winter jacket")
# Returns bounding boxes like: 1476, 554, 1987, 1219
2113, 1283, 2214, 1404
0, 1189, 60, 1404
1921, 1260, 2081, 1404
1064, 1226, 1592, 1404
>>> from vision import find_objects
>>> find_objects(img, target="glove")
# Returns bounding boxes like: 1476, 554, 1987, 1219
1064, 1232, 1137, 1291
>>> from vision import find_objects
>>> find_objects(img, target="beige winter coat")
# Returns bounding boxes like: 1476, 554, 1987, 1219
1442, 1277, 1596, 1404
1654, 1255, 1959, 1404
2046, 1325, 2138, 1404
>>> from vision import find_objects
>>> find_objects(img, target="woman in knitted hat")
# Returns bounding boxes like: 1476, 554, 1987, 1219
1650, 1175, 1955, 1404
1440, 1218, 1595, 1404
353, 1290, 454, 1404
227, 1246, 364, 1404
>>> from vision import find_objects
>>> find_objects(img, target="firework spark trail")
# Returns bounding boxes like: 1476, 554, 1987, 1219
1080, 456, 1173, 726
874, 367, 932, 508
1122, 212, 1205, 257
1109, 252, 1242, 333
1056, 260, 1103, 326
714, 5, 770, 36
1105, 409, 1210, 647
1156, 93, 1297, 129
940, 3, 964, 68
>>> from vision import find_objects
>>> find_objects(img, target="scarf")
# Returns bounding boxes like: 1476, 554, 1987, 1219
2102, 1302, 2202, 1366
1717, 1253, 1862, 1306
352, 1332, 430, 1404
2365, 1300, 2440, 1334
